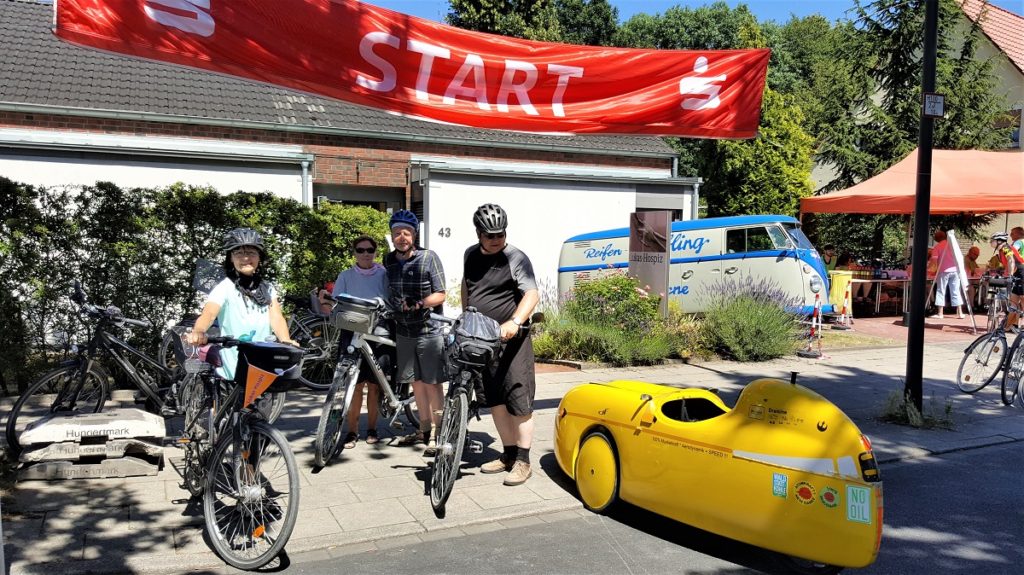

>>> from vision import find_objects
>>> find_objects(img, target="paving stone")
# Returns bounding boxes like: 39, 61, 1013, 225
289, 505, 343, 540
129, 500, 204, 530
297, 480, 359, 510
461, 480, 545, 510
347, 474, 424, 502
396, 490, 483, 523
328, 497, 416, 532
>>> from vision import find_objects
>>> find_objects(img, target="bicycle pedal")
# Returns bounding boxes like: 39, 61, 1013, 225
390, 421, 405, 430
176, 437, 191, 444
467, 439, 483, 454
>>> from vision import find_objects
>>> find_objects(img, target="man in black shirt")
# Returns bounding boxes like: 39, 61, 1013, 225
461, 204, 539, 486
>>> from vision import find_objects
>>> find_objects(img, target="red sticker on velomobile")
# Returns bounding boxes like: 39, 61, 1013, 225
821, 487, 839, 508
794, 482, 816, 505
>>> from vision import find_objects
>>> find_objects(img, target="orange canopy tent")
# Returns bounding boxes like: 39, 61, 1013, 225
800, 149, 1024, 215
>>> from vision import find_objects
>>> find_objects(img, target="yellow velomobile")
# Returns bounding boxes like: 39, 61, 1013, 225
554, 377, 882, 573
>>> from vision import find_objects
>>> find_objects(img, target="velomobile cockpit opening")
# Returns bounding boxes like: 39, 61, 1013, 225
661, 398, 727, 423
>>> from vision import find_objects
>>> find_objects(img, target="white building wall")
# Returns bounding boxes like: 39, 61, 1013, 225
0, 152, 304, 201
424, 174, 636, 306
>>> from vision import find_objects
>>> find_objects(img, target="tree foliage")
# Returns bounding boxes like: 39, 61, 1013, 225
554, 0, 618, 46
446, 0, 562, 41
701, 89, 815, 217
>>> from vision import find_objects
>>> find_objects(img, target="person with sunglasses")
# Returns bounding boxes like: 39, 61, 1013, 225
331, 235, 389, 448
187, 228, 297, 379
461, 204, 539, 486
383, 210, 447, 455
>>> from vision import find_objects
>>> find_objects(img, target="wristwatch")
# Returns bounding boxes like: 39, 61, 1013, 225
511, 317, 522, 326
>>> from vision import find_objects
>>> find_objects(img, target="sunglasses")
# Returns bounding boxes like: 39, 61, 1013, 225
354, 247, 376, 254
482, 232, 506, 240
232, 248, 260, 258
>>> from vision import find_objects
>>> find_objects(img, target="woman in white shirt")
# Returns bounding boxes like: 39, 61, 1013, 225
187, 228, 296, 380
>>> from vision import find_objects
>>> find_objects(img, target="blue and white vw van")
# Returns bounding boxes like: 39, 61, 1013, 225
557, 215, 831, 314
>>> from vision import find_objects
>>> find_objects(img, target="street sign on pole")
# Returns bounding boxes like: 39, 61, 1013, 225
906, 0, 941, 412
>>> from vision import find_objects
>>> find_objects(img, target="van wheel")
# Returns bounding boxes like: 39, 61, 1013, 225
777, 555, 843, 575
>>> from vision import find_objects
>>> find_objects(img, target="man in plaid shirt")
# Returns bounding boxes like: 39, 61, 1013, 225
384, 210, 447, 455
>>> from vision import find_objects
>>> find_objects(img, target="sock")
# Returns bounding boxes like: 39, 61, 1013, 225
503, 445, 518, 462
515, 446, 530, 465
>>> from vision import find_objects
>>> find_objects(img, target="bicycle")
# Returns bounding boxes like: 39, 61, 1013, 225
429, 308, 538, 516
286, 291, 343, 392
5, 282, 175, 456
312, 293, 420, 468
180, 333, 304, 570
956, 276, 1023, 402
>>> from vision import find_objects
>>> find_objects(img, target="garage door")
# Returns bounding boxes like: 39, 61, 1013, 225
425, 173, 635, 305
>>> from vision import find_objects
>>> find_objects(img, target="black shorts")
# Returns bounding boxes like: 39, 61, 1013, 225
477, 334, 535, 416
1013, 270, 1024, 296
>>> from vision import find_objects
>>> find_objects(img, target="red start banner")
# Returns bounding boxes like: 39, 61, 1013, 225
53, 0, 771, 138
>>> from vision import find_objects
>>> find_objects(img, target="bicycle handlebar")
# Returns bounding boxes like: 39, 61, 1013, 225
81, 302, 152, 328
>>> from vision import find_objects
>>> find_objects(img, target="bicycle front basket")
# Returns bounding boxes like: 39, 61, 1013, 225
331, 293, 381, 334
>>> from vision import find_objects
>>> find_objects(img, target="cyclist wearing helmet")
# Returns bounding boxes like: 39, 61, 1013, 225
383, 209, 447, 454
462, 203, 539, 486
989, 232, 1022, 331
188, 228, 296, 380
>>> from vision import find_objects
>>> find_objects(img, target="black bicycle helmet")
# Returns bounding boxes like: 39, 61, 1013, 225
473, 203, 508, 234
991, 232, 1009, 243
389, 209, 419, 232
222, 227, 266, 255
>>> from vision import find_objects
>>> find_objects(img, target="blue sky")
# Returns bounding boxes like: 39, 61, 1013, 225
363, 0, 1022, 25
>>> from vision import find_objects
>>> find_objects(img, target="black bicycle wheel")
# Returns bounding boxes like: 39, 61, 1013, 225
293, 316, 340, 391
313, 362, 356, 468
1001, 338, 1024, 406
204, 419, 300, 571
430, 390, 468, 515
182, 374, 212, 497
254, 391, 286, 424
956, 332, 1007, 393
5, 364, 109, 455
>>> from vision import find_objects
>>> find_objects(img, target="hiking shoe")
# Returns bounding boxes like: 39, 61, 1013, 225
480, 455, 513, 474
503, 461, 532, 486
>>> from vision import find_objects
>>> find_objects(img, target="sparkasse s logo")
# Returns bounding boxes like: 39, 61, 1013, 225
143, 0, 215, 37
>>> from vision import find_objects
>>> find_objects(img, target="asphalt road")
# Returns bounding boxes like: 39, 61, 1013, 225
274, 442, 1024, 575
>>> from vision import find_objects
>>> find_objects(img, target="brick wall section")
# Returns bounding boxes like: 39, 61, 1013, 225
0, 112, 672, 187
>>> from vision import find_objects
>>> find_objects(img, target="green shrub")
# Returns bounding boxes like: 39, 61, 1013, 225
702, 294, 800, 362
532, 314, 673, 367
665, 300, 712, 361
534, 273, 673, 366
0, 177, 388, 389
561, 271, 661, 333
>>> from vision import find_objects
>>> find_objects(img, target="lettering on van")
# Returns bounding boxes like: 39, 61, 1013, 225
584, 243, 622, 262
671, 233, 710, 255
667, 286, 690, 295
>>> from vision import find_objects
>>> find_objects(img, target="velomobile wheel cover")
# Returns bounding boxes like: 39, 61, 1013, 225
575, 433, 617, 512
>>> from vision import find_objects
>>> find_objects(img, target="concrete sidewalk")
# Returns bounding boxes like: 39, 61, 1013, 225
3, 341, 1023, 574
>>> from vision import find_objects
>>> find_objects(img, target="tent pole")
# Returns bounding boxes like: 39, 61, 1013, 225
905, 0, 939, 413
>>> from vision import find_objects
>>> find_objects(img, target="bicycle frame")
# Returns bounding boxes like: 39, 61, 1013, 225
340, 329, 414, 427
58, 314, 174, 411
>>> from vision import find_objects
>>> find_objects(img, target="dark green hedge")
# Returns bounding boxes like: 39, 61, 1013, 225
0, 177, 388, 389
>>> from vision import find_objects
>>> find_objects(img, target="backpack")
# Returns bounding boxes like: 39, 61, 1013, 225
451, 308, 502, 368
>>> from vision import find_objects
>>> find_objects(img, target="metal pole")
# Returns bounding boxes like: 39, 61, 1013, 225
905, 0, 939, 412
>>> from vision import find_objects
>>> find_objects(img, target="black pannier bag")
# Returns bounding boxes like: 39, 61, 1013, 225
235, 341, 306, 392
452, 308, 502, 367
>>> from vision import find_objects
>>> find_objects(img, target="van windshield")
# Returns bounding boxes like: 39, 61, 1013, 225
783, 224, 816, 251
